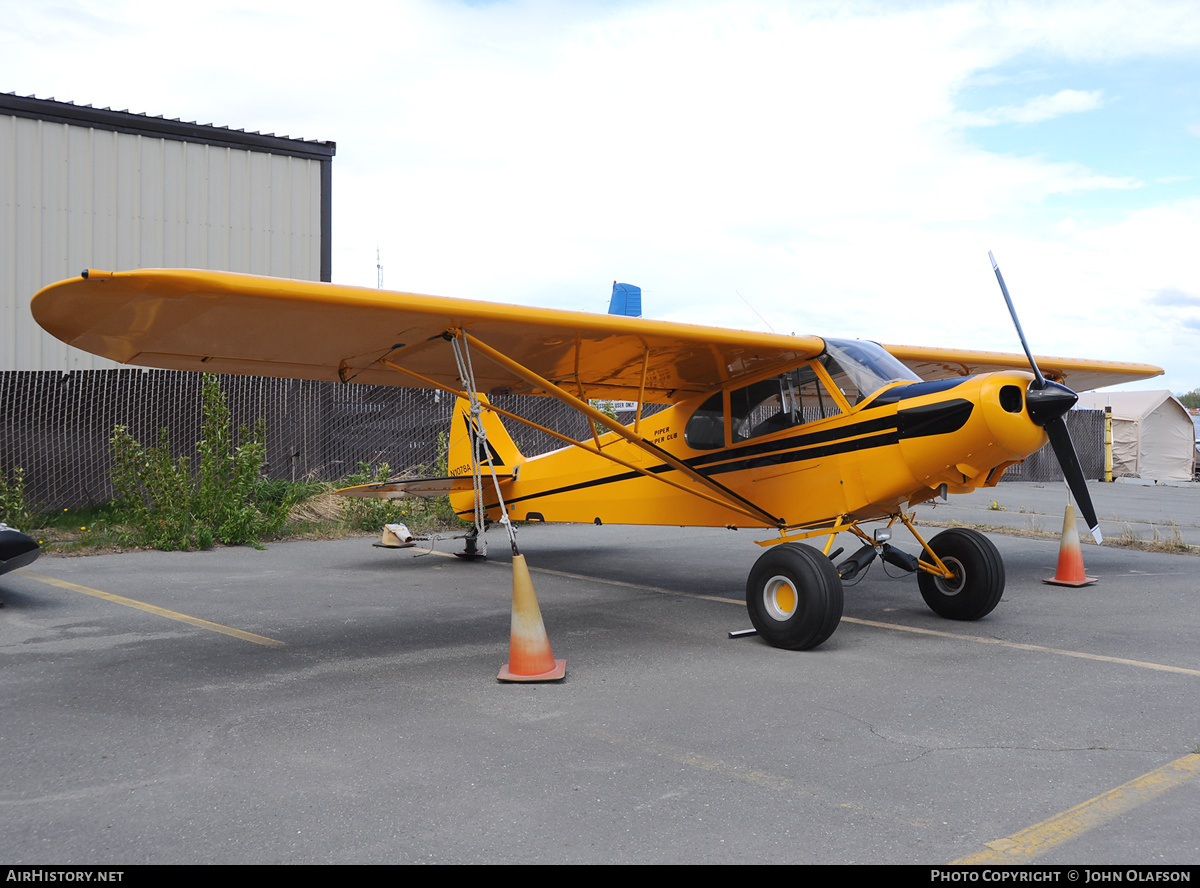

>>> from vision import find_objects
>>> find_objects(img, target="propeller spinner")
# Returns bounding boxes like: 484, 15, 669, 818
989, 252, 1103, 544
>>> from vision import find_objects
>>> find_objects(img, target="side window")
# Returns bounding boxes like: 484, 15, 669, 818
683, 392, 726, 450
684, 361, 850, 451
731, 365, 843, 443
731, 376, 795, 441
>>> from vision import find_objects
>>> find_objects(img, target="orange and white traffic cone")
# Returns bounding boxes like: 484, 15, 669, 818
1043, 503, 1097, 587
498, 554, 566, 682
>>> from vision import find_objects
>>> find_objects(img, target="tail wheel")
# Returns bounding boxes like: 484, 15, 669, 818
746, 544, 844, 650
917, 528, 1005, 621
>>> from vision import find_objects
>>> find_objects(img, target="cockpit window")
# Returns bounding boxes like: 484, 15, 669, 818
683, 340, 921, 450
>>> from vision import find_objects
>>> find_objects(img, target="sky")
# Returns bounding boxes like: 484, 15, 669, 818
4, 0, 1200, 393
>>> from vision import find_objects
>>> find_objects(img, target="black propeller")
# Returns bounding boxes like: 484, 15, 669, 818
989, 251, 1103, 544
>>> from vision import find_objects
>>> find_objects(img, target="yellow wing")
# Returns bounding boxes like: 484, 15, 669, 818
31, 269, 824, 403
883, 344, 1162, 393
31, 268, 1161, 399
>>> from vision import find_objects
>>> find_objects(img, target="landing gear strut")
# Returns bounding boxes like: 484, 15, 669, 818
917, 528, 1005, 620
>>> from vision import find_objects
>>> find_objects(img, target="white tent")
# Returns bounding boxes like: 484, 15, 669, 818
1075, 391, 1196, 481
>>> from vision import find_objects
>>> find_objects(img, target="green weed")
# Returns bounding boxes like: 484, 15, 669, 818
108, 374, 290, 550
0, 467, 31, 526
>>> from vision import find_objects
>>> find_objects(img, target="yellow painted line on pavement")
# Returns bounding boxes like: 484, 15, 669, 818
425, 550, 1200, 676
19, 571, 285, 647
954, 753, 1200, 864
519, 563, 743, 605
841, 616, 1200, 676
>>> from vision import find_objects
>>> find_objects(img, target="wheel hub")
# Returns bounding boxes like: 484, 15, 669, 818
763, 575, 798, 621
933, 556, 966, 596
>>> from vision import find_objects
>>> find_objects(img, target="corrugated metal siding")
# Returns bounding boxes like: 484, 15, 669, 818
1, 113, 324, 372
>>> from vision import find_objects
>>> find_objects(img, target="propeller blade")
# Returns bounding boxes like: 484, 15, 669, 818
988, 251, 1102, 545
1045, 415, 1102, 544
990, 251, 1046, 389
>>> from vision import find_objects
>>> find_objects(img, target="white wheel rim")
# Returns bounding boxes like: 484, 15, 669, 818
763, 575, 798, 621
934, 556, 966, 596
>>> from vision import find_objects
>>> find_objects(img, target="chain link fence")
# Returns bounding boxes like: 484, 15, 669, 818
0, 370, 669, 508
998, 408, 1105, 483
2, 369, 1101, 509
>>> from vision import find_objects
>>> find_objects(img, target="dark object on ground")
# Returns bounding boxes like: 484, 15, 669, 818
0, 524, 41, 576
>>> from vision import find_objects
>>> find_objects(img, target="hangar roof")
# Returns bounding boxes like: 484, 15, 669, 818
0, 92, 336, 161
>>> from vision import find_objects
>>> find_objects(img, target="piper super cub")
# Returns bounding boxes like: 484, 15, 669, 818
31, 256, 1160, 651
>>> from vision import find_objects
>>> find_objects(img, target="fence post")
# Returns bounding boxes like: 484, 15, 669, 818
1104, 406, 1113, 483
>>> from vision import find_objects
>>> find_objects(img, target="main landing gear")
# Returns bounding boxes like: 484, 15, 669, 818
916, 527, 1005, 621
746, 544, 844, 650
745, 525, 1005, 650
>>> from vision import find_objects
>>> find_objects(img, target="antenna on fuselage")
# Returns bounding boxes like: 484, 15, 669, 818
376, 247, 383, 289
736, 290, 776, 333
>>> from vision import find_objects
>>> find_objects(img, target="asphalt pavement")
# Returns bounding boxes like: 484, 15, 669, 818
1, 483, 1198, 864
914, 479, 1200, 546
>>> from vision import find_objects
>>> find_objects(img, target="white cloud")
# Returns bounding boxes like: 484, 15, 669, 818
955, 89, 1106, 126
6, 0, 1200, 388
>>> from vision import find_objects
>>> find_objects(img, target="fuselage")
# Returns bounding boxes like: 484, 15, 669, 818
450, 353, 1050, 532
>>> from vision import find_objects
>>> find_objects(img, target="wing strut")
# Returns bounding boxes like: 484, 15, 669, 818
377, 358, 784, 523
460, 331, 783, 527
634, 347, 650, 434
449, 335, 519, 558
449, 334, 566, 682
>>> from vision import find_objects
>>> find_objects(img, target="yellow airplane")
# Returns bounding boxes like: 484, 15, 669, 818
31, 261, 1160, 651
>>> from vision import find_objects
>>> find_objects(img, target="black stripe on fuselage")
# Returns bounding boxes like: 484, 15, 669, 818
460, 394, 975, 513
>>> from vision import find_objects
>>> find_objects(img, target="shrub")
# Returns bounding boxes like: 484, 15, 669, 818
337, 437, 460, 532
109, 374, 288, 549
0, 467, 31, 526
111, 426, 204, 549
339, 461, 412, 531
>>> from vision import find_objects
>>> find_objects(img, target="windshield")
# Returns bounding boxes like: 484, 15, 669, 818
822, 338, 920, 403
